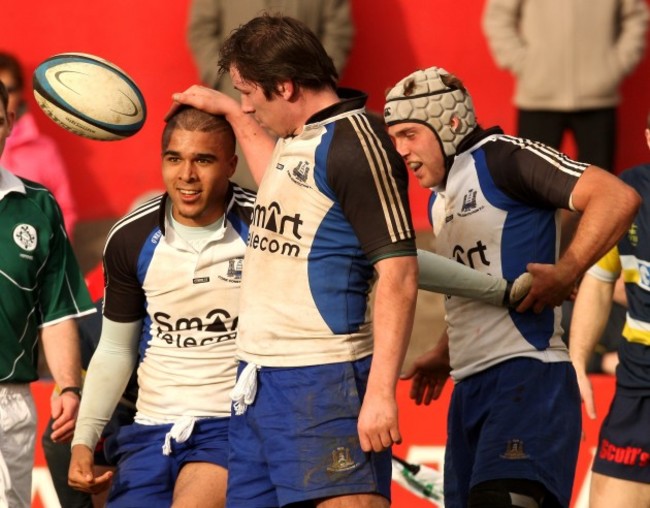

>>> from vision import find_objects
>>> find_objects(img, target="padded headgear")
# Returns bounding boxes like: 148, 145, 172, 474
384, 67, 476, 159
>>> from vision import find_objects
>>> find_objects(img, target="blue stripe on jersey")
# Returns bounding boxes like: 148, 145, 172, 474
227, 209, 249, 242
473, 148, 556, 350
136, 227, 162, 360
427, 191, 436, 227
311, 124, 373, 334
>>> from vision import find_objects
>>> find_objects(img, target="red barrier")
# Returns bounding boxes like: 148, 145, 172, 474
30, 376, 615, 507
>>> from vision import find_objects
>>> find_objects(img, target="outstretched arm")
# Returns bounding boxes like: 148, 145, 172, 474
417, 249, 531, 307
170, 85, 276, 185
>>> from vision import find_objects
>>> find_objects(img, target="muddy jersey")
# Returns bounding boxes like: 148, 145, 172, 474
429, 128, 588, 381
0, 166, 94, 383
588, 164, 650, 394
237, 90, 416, 367
102, 185, 255, 420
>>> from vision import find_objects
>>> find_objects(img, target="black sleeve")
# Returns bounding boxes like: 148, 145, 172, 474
483, 136, 588, 209
326, 113, 417, 261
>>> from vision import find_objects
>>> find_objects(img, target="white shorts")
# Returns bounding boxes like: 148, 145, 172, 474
0, 384, 37, 508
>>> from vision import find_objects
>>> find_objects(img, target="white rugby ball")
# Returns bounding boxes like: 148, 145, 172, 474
32, 53, 146, 141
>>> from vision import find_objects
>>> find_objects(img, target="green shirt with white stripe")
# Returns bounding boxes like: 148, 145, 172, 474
0, 166, 95, 383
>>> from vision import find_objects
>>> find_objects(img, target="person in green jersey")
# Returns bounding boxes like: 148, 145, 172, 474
0, 81, 95, 508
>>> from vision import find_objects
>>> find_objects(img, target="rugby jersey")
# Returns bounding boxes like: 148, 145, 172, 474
0, 166, 94, 383
102, 184, 255, 420
587, 164, 650, 393
429, 128, 588, 381
237, 89, 417, 367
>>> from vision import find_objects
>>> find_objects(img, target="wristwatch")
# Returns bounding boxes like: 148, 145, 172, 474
60, 386, 82, 398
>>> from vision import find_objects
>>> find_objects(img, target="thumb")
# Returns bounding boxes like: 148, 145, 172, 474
400, 365, 416, 380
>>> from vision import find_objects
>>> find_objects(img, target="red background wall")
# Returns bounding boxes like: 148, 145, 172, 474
4, 0, 650, 230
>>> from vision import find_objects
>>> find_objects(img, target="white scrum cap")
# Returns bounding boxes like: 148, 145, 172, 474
384, 66, 476, 158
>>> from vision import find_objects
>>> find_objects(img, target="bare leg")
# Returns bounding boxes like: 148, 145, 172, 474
171, 462, 227, 508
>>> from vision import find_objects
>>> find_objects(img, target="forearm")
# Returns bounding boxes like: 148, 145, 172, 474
226, 109, 276, 185
367, 256, 418, 398
72, 318, 140, 450
569, 274, 615, 372
417, 249, 507, 305
40, 319, 82, 389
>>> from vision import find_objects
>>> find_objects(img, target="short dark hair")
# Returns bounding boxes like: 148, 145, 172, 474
0, 52, 24, 92
162, 106, 236, 155
218, 14, 338, 99
0, 81, 8, 113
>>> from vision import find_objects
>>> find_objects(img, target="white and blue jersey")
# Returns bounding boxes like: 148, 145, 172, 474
102, 184, 255, 421
429, 127, 588, 380
237, 89, 416, 367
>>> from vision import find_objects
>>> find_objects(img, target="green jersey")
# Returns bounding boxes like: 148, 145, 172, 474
0, 167, 95, 383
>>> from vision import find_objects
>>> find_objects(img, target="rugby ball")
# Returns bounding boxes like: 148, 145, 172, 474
32, 53, 146, 141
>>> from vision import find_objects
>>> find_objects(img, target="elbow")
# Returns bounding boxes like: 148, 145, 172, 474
625, 187, 642, 221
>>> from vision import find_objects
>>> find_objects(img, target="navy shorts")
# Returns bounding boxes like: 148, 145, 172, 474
226, 357, 392, 508
445, 358, 581, 508
592, 387, 650, 483
104, 417, 229, 507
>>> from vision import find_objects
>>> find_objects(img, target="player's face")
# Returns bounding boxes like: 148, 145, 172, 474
0, 99, 13, 158
0, 69, 21, 118
388, 123, 446, 188
162, 129, 236, 227
230, 66, 293, 138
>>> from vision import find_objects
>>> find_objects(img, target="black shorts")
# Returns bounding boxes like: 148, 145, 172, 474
592, 387, 650, 483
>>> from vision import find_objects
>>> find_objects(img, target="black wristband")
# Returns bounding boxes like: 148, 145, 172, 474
60, 386, 82, 398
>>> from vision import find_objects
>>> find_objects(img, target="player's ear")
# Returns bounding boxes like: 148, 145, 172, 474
276, 80, 295, 101
450, 115, 461, 133
645, 128, 650, 151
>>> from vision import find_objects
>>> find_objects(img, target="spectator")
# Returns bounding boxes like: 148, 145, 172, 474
482, 0, 648, 172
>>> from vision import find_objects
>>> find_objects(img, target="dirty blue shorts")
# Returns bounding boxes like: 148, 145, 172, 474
445, 358, 581, 508
105, 417, 229, 507
226, 357, 391, 507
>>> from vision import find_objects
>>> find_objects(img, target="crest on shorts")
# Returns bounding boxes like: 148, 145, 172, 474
326, 446, 358, 473
500, 439, 529, 460
13, 224, 37, 252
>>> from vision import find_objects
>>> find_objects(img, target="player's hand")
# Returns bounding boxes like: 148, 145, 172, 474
357, 393, 401, 453
69, 445, 113, 494
167, 85, 241, 120
573, 366, 597, 420
50, 391, 80, 443
515, 262, 576, 314
401, 347, 451, 405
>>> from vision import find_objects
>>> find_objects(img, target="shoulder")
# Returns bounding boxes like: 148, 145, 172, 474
105, 194, 163, 250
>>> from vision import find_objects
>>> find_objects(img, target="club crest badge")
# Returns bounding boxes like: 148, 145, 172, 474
13, 224, 37, 252
326, 447, 359, 473
500, 439, 530, 460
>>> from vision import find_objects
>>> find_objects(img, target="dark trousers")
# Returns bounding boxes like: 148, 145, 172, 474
517, 107, 617, 171
42, 417, 93, 508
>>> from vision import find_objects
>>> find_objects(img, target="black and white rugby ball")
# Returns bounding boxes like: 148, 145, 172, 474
33, 53, 146, 141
